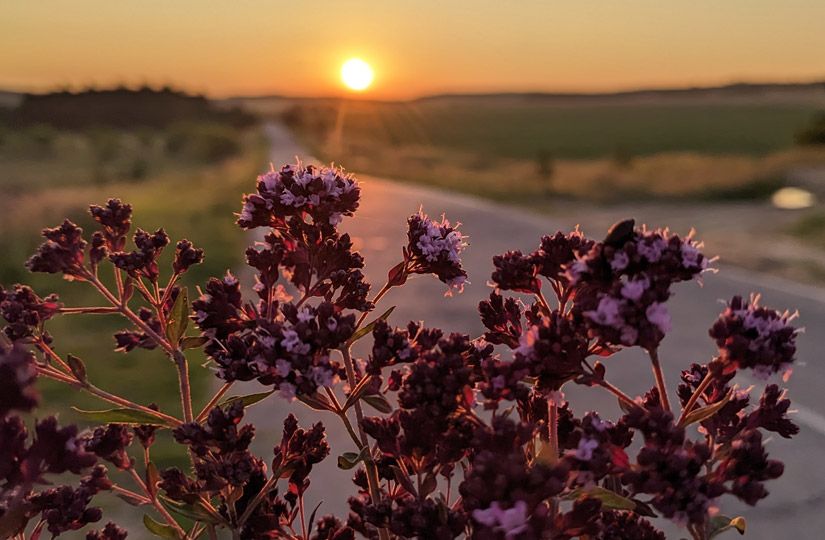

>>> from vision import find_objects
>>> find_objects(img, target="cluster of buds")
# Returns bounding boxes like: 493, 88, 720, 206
0, 344, 114, 538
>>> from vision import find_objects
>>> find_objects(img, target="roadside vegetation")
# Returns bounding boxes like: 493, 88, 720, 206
0, 88, 267, 464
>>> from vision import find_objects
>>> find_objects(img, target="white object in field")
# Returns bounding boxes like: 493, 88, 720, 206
771, 187, 816, 209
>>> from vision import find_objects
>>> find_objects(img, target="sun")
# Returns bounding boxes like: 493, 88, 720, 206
341, 58, 374, 91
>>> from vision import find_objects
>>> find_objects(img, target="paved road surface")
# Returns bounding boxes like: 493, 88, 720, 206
238, 123, 825, 538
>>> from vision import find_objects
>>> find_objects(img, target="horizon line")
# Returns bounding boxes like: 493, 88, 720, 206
3, 76, 825, 103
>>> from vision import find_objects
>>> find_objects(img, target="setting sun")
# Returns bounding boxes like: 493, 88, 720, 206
341, 58, 374, 91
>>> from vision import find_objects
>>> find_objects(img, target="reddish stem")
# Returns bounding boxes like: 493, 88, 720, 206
648, 349, 671, 412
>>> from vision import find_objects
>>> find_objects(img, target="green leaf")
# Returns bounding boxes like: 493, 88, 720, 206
307, 500, 324, 537
297, 392, 335, 412
343, 375, 375, 411
72, 407, 175, 427
66, 354, 87, 383
180, 335, 208, 350
708, 515, 746, 538
218, 390, 275, 409
337, 451, 365, 470
161, 496, 222, 525
564, 486, 636, 511
346, 306, 396, 346
363, 394, 393, 414
420, 473, 437, 497
165, 287, 189, 345
681, 389, 734, 427
143, 514, 180, 539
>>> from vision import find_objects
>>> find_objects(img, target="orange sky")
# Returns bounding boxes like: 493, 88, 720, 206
2, 1, 825, 99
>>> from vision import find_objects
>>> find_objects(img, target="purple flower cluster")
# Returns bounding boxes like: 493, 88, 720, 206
403, 209, 468, 295
0, 344, 39, 415
0, 284, 61, 342
569, 220, 709, 350
84, 424, 134, 470
621, 406, 724, 525
109, 228, 170, 281
513, 308, 592, 393
489, 229, 594, 294
709, 294, 799, 379
238, 161, 360, 231
26, 219, 88, 278
194, 288, 352, 398
89, 198, 132, 252
168, 402, 262, 493
0, 344, 114, 538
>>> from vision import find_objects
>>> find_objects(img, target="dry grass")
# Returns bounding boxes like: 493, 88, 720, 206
321, 139, 825, 203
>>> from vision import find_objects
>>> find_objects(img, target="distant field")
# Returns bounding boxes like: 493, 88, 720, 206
325, 101, 820, 158
278, 97, 825, 203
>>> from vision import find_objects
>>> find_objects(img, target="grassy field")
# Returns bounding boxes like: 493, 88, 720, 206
320, 100, 820, 158
0, 125, 267, 464
281, 97, 825, 203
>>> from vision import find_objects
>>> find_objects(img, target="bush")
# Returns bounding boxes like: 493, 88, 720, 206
795, 112, 825, 145
165, 122, 241, 163
0, 162, 801, 539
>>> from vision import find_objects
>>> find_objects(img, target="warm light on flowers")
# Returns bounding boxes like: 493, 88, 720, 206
0, 160, 802, 540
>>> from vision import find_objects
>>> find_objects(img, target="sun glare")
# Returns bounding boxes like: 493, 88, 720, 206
341, 58, 374, 91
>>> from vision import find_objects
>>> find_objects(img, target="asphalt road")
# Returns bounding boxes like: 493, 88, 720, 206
238, 123, 825, 538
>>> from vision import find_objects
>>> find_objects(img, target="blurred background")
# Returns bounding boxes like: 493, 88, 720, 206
3, 1, 825, 538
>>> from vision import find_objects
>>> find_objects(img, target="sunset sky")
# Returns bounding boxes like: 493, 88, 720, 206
2, 0, 825, 99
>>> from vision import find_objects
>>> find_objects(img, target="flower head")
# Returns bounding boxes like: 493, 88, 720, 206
405, 209, 468, 295
0, 284, 61, 342
89, 198, 132, 252
0, 344, 39, 415
26, 220, 88, 278
709, 295, 799, 379
238, 161, 360, 231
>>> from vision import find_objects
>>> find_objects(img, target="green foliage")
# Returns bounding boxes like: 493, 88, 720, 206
165, 122, 241, 163
10, 86, 255, 130
795, 112, 825, 145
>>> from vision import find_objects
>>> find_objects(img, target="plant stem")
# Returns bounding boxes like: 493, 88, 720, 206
110, 483, 151, 505
85, 272, 194, 423
86, 272, 176, 356
648, 349, 671, 412
677, 371, 715, 425
356, 281, 393, 328
597, 379, 642, 411
340, 347, 390, 540
174, 351, 194, 423
535, 291, 552, 315
196, 382, 234, 422
58, 306, 120, 314
34, 358, 183, 427
298, 494, 308, 540
129, 468, 186, 538
238, 474, 278, 525
548, 399, 559, 460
